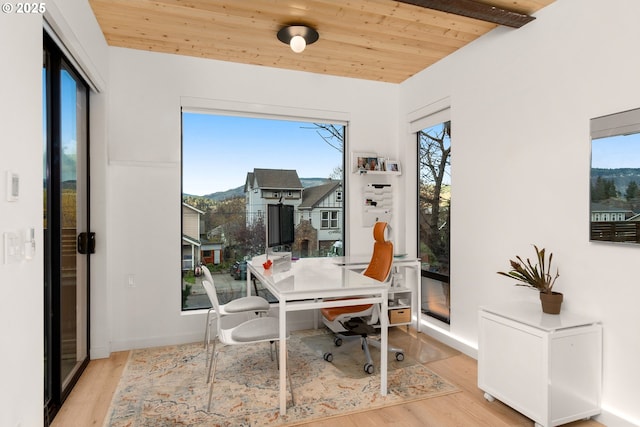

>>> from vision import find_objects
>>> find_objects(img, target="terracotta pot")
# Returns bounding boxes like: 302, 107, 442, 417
540, 291, 563, 314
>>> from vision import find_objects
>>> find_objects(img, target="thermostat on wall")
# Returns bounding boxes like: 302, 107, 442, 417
6, 171, 19, 202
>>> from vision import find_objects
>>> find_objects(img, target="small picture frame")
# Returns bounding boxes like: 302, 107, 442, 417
385, 159, 401, 173
353, 152, 378, 173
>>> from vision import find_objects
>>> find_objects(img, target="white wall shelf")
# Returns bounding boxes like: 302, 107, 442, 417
352, 151, 401, 175
356, 169, 401, 176
388, 288, 412, 326
363, 183, 392, 226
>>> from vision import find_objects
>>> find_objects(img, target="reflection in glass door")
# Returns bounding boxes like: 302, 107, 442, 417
59, 61, 88, 388
43, 32, 89, 422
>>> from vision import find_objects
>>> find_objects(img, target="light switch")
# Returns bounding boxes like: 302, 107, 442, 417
3, 232, 21, 264
24, 227, 35, 260
6, 171, 19, 202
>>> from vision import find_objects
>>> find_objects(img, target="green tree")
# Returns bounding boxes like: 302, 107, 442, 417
182, 195, 216, 212
230, 216, 265, 258
625, 181, 639, 200
308, 123, 344, 178
419, 121, 451, 271
591, 176, 618, 201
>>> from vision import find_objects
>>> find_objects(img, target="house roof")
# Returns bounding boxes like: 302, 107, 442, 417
299, 181, 342, 209
247, 168, 303, 191
182, 234, 200, 246
590, 203, 635, 214
182, 202, 205, 215
244, 172, 255, 193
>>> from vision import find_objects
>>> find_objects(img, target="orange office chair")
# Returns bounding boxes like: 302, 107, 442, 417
320, 222, 404, 374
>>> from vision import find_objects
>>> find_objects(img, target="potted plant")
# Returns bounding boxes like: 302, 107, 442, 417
497, 244, 562, 314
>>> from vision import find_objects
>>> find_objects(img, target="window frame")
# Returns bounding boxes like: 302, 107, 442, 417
412, 105, 451, 325
321, 210, 339, 229
180, 101, 349, 311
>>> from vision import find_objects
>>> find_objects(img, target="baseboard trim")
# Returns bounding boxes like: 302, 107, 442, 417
419, 317, 478, 359
110, 332, 203, 353
89, 345, 111, 360
596, 407, 640, 427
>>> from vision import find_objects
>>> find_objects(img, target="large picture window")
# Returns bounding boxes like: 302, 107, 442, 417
181, 112, 345, 310
418, 119, 451, 324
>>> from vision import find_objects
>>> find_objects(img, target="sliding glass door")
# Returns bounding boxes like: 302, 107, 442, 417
43, 32, 90, 422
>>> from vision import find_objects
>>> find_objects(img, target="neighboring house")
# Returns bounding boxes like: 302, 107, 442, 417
298, 180, 343, 256
202, 225, 225, 265
245, 168, 304, 224
629, 213, 640, 222
200, 239, 223, 265
244, 169, 343, 256
590, 204, 640, 242
589, 204, 635, 222
182, 203, 204, 270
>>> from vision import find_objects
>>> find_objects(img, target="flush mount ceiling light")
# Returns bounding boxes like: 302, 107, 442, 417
277, 25, 319, 53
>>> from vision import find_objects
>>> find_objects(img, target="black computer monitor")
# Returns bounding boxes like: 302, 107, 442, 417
267, 203, 294, 248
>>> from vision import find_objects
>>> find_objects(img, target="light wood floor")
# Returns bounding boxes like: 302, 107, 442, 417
52, 328, 605, 427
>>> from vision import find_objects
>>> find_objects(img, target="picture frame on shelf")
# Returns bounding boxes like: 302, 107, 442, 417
385, 159, 401, 173
352, 152, 379, 173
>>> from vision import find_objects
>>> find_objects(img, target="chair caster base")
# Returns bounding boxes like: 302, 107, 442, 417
323, 352, 333, 362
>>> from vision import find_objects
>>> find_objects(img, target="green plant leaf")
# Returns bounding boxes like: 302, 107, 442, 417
497, 244, 559, 293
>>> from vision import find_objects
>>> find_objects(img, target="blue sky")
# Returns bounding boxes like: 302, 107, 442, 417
592, 133, 640, 168
182, 113, 343, 196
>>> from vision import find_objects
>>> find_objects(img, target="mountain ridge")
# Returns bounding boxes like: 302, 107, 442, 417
184, 177, 335, 201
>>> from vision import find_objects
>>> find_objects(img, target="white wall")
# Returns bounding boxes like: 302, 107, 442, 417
105, 47, 401, 350
0, 10, 44, 427
400, 0, 640, 425
0, 1, 108, 424
4, 0, 639, 425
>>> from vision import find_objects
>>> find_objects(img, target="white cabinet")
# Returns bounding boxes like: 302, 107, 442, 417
478, 302, 602, 427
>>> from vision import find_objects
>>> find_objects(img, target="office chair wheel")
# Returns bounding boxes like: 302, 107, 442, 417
323, 352, 333, 362
333, 337, 343, 346
395, 352, 405, 361
364, 363, 375, 374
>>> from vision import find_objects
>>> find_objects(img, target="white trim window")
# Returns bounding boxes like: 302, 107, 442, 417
321, 211, 339, 229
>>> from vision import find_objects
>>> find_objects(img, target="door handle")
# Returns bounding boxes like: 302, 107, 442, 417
77, 232, 95, 254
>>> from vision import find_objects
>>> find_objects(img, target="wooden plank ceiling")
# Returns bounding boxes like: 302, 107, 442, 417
89, 0, 554, 83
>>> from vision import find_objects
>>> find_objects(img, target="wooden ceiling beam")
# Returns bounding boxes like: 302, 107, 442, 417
395, 0, 535, 28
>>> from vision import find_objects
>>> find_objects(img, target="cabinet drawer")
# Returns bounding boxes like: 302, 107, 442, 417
389, 308, 411, 324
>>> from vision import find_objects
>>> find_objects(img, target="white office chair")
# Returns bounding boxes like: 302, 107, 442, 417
321, 222, 404, 374
200, 264, 271, 360
202, 279, 295, 411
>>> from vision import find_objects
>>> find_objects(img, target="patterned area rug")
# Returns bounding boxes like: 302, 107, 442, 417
105, 329, 459, 426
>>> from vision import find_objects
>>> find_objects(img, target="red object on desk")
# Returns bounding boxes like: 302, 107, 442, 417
263, 259, 273, 270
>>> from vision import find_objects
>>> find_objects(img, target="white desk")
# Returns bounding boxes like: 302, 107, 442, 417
246, 255, 390, 415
